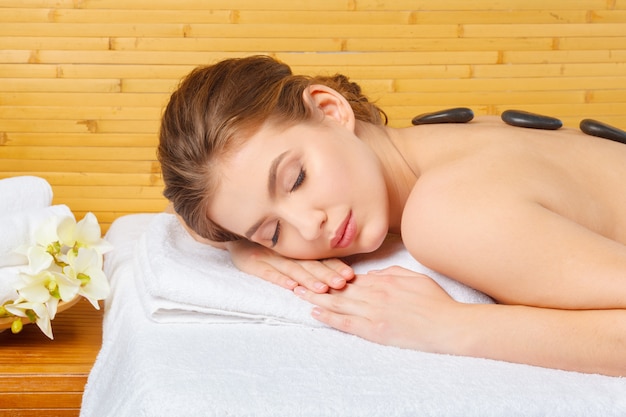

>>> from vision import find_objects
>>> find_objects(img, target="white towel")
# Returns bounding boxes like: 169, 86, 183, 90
135, 213, 493, 326
0, 176, 53, 216
0, 204, 74, 268
0, 265, 22, 304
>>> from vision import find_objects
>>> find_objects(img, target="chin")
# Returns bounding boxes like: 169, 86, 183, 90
356, 226, 388, 255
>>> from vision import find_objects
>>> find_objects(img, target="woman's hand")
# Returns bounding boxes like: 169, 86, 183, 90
295, 265, 467, 353
225, 239, 355, 293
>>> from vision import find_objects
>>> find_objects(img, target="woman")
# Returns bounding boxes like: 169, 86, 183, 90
158, 55, 626, 376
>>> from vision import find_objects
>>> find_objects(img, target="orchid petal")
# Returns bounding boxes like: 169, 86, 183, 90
34, 216, 62, 247
52, 271, 81, 302
16, 276, 52, 303
46, 296, 60, 320
57, 215, 78, 248
26, 246, 53, 274
74, 212, 102, 244
78, 268, 110, 309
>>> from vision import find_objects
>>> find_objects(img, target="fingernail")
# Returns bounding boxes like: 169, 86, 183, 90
311, 307, 322, 317
294, 286, 306, 296
340, 268, 354, 278
286, 279, 297, 289
331, 277, 346, 287
314, 282, 328, 291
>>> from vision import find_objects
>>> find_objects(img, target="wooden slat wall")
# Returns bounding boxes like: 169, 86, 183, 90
1, 0, 625, 233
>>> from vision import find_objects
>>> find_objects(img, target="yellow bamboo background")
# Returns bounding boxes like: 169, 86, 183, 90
1, 0, 625, 233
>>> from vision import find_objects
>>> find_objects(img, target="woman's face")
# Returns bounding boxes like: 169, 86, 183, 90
208, 116, 390, 260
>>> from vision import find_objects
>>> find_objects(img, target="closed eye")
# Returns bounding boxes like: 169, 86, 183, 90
271, 221, 281, 247
271, 168, 304, 247
290, 168, 305, 192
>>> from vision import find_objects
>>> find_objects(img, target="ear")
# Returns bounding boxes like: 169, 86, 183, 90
302, 84, 356, 132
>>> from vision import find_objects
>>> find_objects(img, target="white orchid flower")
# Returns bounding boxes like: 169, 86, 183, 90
16, 269, 81, 309
58, 212, 113, 256
64, 247, 110, 309
6, 211, 112, 338
5, 298, 54, 339
16, 215, 67, 274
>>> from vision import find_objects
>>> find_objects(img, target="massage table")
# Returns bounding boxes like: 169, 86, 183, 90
78, 212, 626, 416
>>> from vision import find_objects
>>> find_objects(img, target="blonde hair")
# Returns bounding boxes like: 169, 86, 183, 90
158, 55, 387, 241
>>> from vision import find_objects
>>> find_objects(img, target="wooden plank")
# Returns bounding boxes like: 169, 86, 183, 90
110, 37, 346, 53
394, 76, 626, 93
0, 64, 57, 78
473, 62, 626, 78
0, 172, 163, 187
66, 0, 354, 10
376, 90, 587, 106
0, 159, 159, 173
0, 22, 460, 40
354, 0, 614, 10
503, 50, 626, 64
54, 63, 194, 79
0, 92, 171, 107
0, 119, 159, 134
16, 50, 499, 66
462, 23, 626, 38
2, 132, 158, 147
558, 37, 626, 50
276, 51, 499, 66
0, 394, 82, 409
0, 410, 79, 417
589, 10, 626, 23
2, 375, 87, 392
0, 23, 186, 37
56, 198, 167, 212
238, 10, 589, 24
0, 106, 160, 121
0, 78, 121, 93
0, 146, 157, 161
345, 37, 555, 52
0, 0, 353, 10
52, 185, 164, 199
0, 37, 110, 51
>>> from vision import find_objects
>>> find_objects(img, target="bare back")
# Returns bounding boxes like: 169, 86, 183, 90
398, 116, 626, 308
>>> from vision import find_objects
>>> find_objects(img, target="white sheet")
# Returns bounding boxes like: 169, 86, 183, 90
81, 214, 626, 417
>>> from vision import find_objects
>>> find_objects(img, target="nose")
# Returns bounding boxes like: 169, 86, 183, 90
280, 204, 326, 241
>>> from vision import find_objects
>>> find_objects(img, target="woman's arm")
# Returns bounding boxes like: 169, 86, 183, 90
165, 204, 354, 292
295, 266, 626, 376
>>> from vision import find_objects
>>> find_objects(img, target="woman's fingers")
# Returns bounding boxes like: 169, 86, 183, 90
227, 239, 354, 293
273, 258, 354, 293
295, 269, 461, 351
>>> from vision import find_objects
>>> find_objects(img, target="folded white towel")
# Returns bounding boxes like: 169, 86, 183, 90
0, 176, 53, 217
135, 213, 493, 326
0, 205, 74, 268
0, 266, 22, 304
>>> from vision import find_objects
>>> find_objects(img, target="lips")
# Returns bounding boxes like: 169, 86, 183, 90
331, 211, 357, 249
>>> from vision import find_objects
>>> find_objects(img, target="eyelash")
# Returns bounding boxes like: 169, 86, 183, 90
290, 168, 306, 192
271, 168, 306, 247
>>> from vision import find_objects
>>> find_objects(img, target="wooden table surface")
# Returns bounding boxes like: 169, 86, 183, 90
0, 299, 103, 417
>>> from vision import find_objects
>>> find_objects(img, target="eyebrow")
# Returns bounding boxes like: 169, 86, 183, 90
244, 150, 289, 239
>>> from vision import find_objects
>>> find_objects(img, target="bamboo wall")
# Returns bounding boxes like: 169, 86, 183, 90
1, 0, 625, 233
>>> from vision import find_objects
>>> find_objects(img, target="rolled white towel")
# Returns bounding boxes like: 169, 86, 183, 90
0, 176, 53, 216
0, 205, 74, 268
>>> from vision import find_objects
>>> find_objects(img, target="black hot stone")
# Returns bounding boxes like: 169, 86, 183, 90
501, 110, 563, 130
411, 107, 474, 125
579, 119, 626, 145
